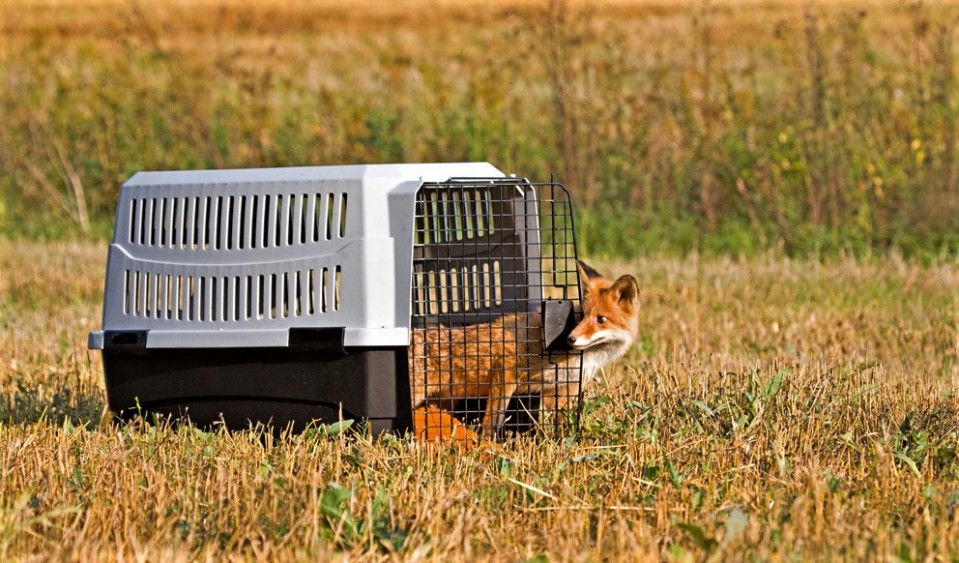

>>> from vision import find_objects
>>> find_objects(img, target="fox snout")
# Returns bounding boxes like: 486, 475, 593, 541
566, 327, 599, 349
566, 324, 606, 350
566, 333, 598, 350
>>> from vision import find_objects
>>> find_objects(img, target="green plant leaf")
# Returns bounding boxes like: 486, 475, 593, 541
677, 522, 717, 551
763, 369, 789, 398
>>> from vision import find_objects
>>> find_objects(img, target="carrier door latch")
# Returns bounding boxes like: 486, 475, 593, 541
541, 300, 577, 351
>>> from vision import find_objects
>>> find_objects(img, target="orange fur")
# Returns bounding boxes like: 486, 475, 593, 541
412, 407, 480, 445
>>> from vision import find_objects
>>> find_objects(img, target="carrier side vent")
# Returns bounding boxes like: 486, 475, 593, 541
121, 265, 343, 322
127, 192, 349, 250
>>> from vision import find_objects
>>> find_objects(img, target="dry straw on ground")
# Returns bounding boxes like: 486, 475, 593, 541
1, 241, 957, 560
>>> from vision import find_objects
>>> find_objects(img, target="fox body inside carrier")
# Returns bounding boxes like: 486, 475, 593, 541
88, 163, 583, 436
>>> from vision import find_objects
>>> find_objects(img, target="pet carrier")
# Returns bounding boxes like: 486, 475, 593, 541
88, 162, 583, 437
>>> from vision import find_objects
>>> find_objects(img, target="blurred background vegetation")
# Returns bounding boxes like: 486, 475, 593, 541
1, 0, 958, 259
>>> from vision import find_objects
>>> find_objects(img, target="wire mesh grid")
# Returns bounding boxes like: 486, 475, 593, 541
409, 179, 582, 441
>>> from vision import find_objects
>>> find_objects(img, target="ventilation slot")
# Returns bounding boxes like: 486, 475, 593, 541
128, 200, 138, 244
308, 269, 316, 315
325, 194, 334, 240
202, 196, 215, 251
334, 265, 342, 311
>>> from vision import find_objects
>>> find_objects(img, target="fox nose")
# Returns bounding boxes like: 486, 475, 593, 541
567, 335, 577, 346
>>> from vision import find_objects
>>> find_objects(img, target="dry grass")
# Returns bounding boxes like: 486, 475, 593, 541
1, 241, 957, 560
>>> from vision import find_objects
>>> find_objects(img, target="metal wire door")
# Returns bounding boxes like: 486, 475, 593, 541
409, 179, 583, 440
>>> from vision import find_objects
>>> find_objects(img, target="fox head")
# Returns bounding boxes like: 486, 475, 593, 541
567, 260, 640, 352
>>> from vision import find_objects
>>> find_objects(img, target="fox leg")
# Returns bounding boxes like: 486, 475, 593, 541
482, 367, 518, 438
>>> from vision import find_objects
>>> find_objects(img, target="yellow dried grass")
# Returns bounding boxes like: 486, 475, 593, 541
1, 241, 958, 559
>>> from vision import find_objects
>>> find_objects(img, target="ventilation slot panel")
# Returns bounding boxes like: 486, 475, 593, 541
411, 260, 503, 318
414, 188, 497, 245
125, 191, 350, 251
119, 262, 342, 324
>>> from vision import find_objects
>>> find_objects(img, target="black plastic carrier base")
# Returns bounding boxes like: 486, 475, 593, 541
102, 343, 411, 435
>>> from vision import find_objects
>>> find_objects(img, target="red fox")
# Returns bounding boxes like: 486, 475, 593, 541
409, 260, 640, 438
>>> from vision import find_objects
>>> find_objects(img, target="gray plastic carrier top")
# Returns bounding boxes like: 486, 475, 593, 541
88, 162, 513, 351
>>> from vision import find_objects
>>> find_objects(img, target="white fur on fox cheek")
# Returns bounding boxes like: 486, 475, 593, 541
578, 327, 634, 383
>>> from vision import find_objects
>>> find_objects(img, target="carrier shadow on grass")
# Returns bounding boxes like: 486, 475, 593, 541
0, 379, 357, 439
0, 381, 105, 428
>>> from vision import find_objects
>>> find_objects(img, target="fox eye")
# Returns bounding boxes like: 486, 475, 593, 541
596, 315, 606, 324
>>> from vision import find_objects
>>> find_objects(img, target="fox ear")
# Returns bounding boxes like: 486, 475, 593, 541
576, 260, 604, 294
576, 260, 603, 284
611, 275, 640, 306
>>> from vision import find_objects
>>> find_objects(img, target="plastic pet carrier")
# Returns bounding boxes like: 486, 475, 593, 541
89, 163, 583, 437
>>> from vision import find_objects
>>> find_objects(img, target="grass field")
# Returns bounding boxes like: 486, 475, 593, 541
2, 0, 959, 559
1, 241, 957, 560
